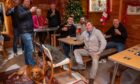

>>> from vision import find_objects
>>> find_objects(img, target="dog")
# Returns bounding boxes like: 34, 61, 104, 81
8, 65, 46, 84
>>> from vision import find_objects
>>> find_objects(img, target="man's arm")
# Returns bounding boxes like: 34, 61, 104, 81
96, 30, 107, 54
119, 24, 128, 39
57, 11, 61, 26
6, 8, 14, 16
47, 10, 51, 19
16, 6, 36, 19
104, 27, 113, 38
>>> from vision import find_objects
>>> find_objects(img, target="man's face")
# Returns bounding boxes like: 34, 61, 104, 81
86, 22, 93, 32
113, 19, 119, 28
80, 17, 85, 24
13, 0, 20, 6
23, 0, 30, 8
50, 4, 56, 10
67, 17, 73, 25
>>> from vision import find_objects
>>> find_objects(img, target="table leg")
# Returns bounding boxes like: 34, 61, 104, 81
70, 45, 74, 53
33, 33, 37, 52
111, 62, 119, 84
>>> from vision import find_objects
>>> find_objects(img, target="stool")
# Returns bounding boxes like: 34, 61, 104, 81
51, 34, 60, 47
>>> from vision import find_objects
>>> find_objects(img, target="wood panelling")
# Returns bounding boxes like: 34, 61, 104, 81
125, 15, 140, 47
81, 0, 121, 32
1, 0, 140, 48
81, 0, 140, 48
122, 0, 140, 48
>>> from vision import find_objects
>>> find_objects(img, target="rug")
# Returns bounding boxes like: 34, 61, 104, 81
55, 71, 87, 84
0, 69, 59, 84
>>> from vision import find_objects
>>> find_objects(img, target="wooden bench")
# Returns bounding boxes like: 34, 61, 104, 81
83, 48, 117, 63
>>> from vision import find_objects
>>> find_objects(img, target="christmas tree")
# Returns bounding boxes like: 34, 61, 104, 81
64, 0, 83, 23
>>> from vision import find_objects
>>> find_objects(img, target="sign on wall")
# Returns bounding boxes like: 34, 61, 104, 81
89, 0, 107, 12
127, 5, 140, 15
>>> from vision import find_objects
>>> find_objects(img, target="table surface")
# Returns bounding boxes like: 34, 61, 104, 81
34, 27, 59, 32
58, 37, 83, 45
109, 44, 140, 71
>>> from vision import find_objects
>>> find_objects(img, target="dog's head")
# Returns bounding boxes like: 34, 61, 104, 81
30, 66, 44, 81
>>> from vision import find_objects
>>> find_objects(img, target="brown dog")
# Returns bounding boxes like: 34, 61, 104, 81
8, 65, 46, 84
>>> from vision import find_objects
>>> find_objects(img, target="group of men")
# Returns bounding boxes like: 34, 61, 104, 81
5, 0, 139, 84
6, 0, 61, 66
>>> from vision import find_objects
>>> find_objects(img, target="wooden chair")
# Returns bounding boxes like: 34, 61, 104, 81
42, 44, 72, 84
33, 42, 47, 84
0, 35, 7, 60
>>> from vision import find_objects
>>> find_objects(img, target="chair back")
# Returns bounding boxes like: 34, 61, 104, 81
42, 44, 53, 61
34, 42, 44, 53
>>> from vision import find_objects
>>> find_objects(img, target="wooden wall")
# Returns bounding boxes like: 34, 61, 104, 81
123, 0, 140, 47
1, 0, 140, 48
81, 0, 140, 48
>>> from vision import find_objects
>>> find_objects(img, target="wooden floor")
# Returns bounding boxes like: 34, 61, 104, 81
0, 48, 121, 84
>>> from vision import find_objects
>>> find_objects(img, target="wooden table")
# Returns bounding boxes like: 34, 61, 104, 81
33, 26, 59, 43
109, 44, 140, 84
58, 37, 83, 52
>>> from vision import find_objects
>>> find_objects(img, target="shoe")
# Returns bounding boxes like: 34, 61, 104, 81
88, 79, 94, 84
14, 53, 18, 57
72, 64, 86, 70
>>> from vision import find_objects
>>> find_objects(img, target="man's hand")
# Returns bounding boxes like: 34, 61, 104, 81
62, 26, 68, 31
114, 28, 121, 35
5, 0, 13, 9
50, 10, 55, 16
104, 34, 111, 38
94, 52, 101, 56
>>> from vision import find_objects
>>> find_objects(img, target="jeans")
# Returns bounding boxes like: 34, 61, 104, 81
21, 33, 35, 66
13, 28, 24, 53
106, 42, 125, 52
13, 28, 18, 53
74, 49, 100, 79
62, 43, 70, 58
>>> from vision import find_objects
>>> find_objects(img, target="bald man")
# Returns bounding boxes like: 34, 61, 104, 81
105, 19, 127, 52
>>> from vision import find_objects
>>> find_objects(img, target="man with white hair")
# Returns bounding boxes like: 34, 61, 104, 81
72, 22, 107, 84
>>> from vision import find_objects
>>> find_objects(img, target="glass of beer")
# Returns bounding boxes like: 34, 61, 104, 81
76, 25, 81, 34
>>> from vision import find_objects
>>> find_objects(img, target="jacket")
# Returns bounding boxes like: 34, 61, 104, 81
44, 44, 66, 64
6, 7, 18, 28
47, 9, 61, 27
58, 24, 76, 38
77, 27, 107, 53
105, 23, 127, 44
15, 5, 33, 34
32, 15, 47, 29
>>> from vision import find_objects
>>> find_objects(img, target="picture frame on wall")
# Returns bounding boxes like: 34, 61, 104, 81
127, 5, 140, 15
89, 0, 107, 12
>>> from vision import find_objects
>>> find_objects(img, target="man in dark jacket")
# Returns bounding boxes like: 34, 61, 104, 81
15, 0, 37, 65
6, 0, 23, 56
47, 3, 61, 28
59, 16, 76, 58
105, 19, 127, 52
